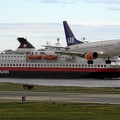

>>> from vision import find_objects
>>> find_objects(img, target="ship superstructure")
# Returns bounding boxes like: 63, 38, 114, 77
0, 37, 120, 79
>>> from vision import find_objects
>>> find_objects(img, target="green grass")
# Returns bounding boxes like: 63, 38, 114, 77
0, 102, 120, 120
0, 82, 120, 94
0, 82, 120, 119
0, 82, 23, 91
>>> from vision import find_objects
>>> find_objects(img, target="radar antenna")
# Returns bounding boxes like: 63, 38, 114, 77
55, 38, 61, 46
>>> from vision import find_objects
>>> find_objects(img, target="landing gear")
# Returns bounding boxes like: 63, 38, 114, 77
105, 57, 111, 64
87, 60, 93, 64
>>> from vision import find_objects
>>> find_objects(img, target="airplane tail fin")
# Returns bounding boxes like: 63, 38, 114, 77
63, 21, 84, 46
17, 37, 35, 49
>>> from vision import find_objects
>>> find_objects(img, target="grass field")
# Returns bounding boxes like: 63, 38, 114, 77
0, 102, 120, 120
0, 82, 120, 119
0, 82, 120, 94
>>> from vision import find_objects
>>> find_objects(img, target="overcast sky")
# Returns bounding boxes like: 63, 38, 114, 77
0, 0, 120, 50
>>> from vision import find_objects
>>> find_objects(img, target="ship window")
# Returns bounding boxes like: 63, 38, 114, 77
82, 65, 84, 67
104, 65, 106, 67
4, 64, 6, 66
98, 65, 100, 67
101, 65, 103, 67
1, 64, 3, 66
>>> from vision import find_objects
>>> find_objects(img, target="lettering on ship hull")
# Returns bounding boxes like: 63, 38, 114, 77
0, 71, 9, 74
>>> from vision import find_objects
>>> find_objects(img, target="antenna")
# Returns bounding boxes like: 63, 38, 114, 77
55, 38, 61, 46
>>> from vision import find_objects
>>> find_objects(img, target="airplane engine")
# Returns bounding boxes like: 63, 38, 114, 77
85, 52, 98, 60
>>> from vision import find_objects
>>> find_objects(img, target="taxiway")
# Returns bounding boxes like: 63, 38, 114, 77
0, 91, 120, 104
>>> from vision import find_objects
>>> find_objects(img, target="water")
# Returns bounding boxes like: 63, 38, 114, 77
0, 78, 120, 87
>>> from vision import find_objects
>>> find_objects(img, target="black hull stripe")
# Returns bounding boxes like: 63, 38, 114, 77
0, 71, 119, 79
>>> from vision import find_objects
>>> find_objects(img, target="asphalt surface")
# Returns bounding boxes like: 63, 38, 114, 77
0, 91, 120, 104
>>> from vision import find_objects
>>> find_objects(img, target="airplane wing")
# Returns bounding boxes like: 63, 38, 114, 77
55, 50, 105, 60
55, 51, 85, 58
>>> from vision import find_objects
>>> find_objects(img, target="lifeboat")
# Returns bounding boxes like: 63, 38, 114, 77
28, 54, 42, 59
43, 54, 58, 60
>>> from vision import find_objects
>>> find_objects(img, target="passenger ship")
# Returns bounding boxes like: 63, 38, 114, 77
0, 37, 120, 79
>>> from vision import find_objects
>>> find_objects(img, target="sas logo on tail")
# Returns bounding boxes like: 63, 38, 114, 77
67, 37, 75, 43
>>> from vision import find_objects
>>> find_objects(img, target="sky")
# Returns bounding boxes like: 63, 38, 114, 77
0, 0, 120, 50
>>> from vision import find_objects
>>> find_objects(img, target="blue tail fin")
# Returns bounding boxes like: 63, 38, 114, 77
63, 21, 84, 46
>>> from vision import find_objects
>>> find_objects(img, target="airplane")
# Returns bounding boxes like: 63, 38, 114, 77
55, 21, 120, 64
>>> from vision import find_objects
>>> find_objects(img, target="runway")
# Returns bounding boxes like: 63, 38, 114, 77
0, 91, 120, 104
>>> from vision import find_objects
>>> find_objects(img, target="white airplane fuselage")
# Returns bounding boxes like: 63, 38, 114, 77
68, 39, 120, 58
